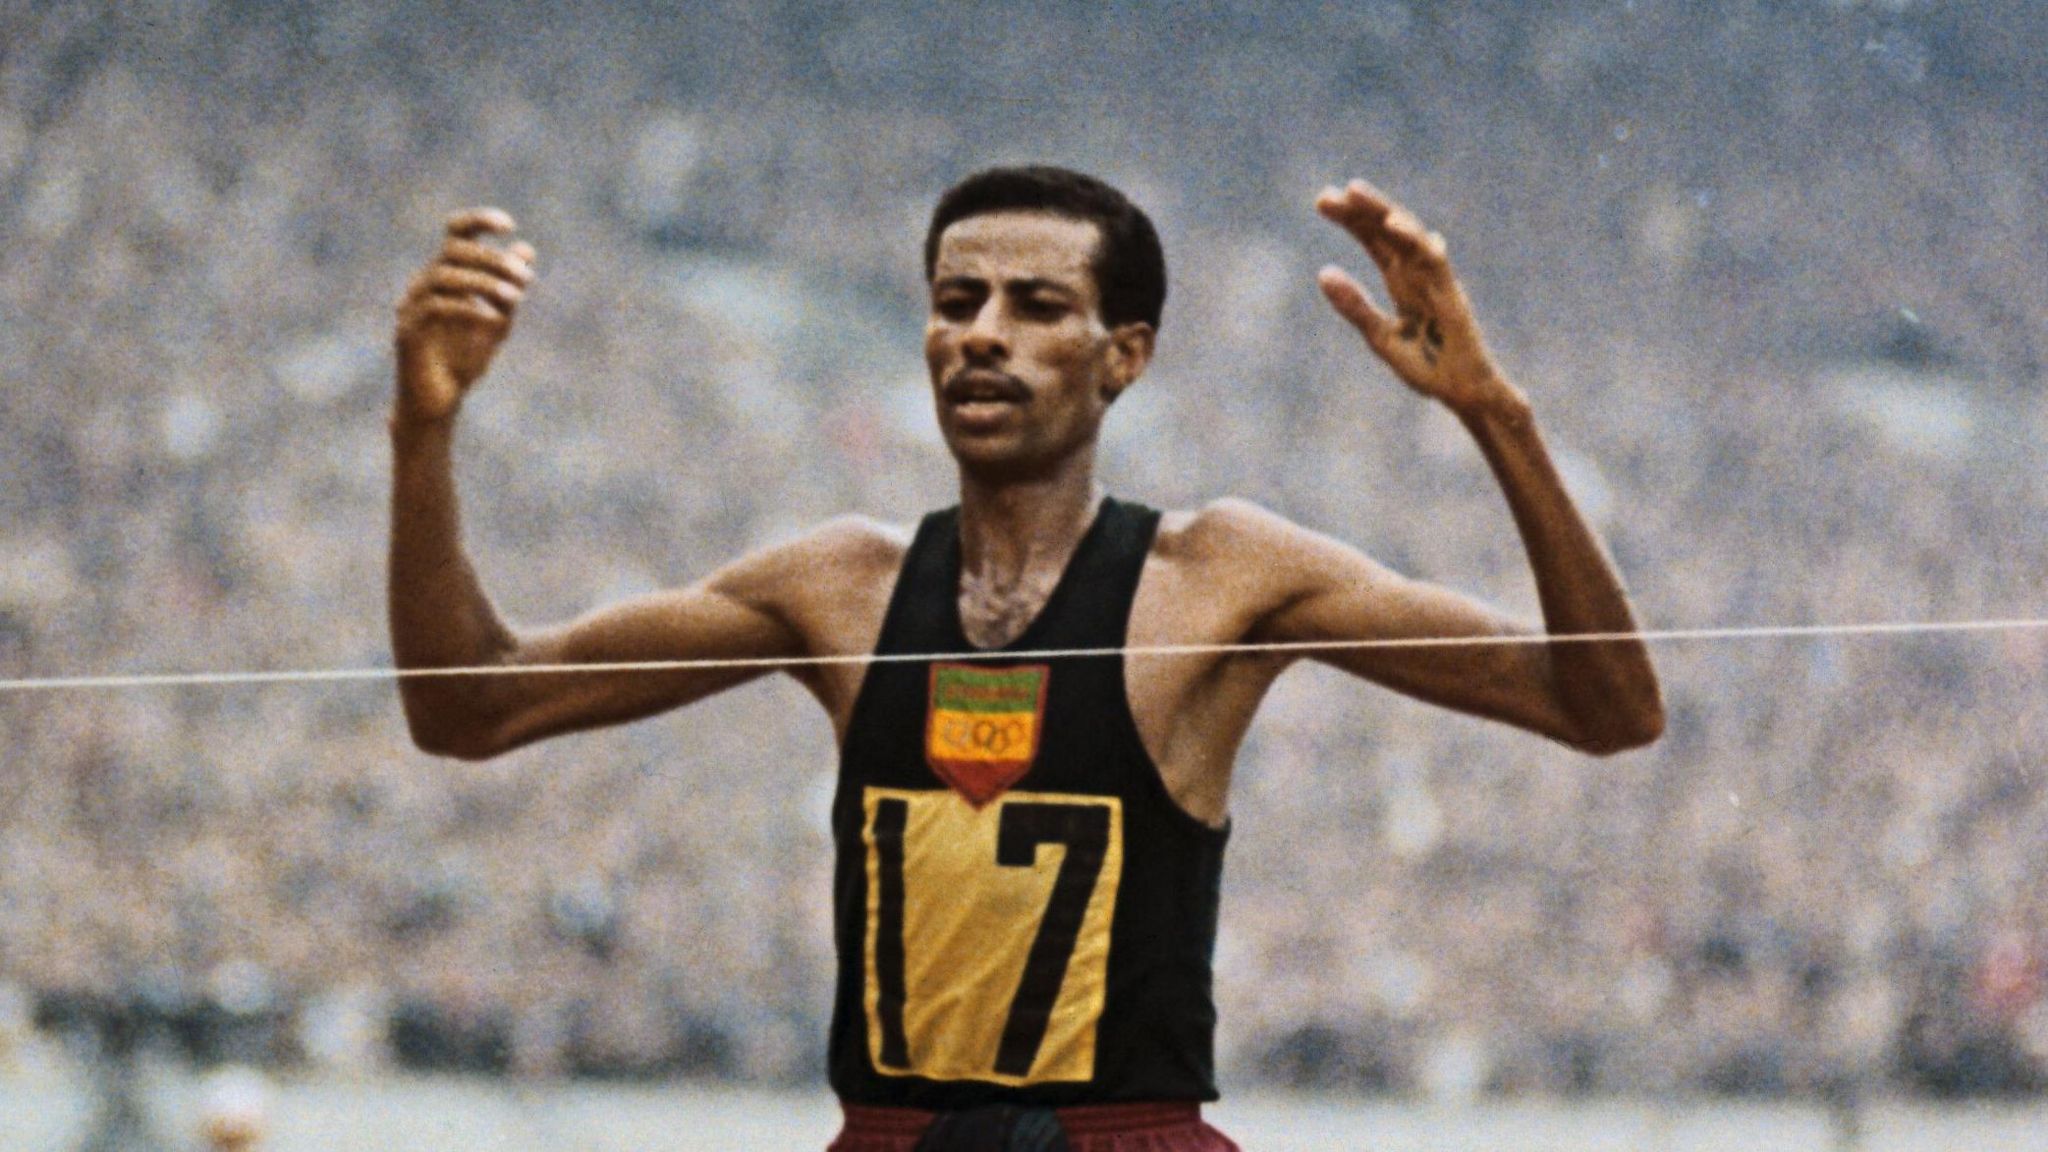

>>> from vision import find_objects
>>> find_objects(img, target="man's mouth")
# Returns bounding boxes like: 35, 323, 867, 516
942, 369, 1029, 408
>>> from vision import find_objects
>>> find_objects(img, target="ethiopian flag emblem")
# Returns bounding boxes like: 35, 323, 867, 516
926, 663, 1050, 806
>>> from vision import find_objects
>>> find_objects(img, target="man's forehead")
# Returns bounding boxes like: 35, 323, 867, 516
931, 211, 1101, 288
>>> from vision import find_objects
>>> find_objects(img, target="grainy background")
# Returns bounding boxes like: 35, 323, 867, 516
0, 0, 2043, 1130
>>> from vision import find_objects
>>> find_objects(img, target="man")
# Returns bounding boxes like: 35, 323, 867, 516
389, 166, 1663, 1151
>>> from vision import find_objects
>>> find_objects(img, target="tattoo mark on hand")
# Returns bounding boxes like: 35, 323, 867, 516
1420, 317, 1444, 365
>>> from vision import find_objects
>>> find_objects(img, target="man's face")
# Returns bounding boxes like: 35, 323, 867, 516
924, 212, 1150, 481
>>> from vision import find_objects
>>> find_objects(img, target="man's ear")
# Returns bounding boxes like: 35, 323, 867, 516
1102, 322, 1156, 402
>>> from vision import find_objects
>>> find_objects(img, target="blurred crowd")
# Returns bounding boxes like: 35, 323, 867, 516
2, 0, 2045, 1099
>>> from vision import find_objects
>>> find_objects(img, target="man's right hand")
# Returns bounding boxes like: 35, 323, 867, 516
392, 208, 537, 425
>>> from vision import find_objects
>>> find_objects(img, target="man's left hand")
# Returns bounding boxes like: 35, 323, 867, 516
1314, 180, 1527, 421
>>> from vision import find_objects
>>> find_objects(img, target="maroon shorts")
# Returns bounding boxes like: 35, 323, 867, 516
828, 1101, 1241, 1152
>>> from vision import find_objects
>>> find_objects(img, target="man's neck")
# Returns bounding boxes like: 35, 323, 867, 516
957, 466, 1103, 584
953, 460, 1103, 648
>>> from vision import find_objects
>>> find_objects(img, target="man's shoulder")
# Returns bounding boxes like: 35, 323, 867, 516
1145, 497, 1379, 604
804, 514, 915, 564
1129, 498, 1355, 653
709, 514, 910, 605
1150, 497, 1302, 564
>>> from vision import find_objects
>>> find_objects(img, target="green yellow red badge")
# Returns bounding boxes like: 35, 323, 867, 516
926, 663, 1049, 806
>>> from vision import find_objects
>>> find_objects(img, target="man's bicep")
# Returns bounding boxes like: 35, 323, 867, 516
530, 580, 803, 670
1250, 528, 1574, 736
1179, 502, 1483, 654
466, 568, 811, 753
1255, 535, 1518, 654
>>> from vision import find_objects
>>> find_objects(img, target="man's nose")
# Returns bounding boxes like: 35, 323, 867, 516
961, 301, 1008, 361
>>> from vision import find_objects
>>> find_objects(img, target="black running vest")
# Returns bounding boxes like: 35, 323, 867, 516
829, 497, 1229, 1109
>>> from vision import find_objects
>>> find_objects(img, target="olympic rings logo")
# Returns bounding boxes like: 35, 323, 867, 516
972, 718, 1026, 754
938, 715, 1029, 755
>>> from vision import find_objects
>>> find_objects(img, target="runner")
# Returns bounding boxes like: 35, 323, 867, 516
387, 165, 1664, 1150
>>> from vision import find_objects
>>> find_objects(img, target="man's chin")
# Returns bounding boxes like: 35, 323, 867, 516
943, 434, 1052, 483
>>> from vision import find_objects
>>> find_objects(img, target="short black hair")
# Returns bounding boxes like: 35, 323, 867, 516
924, 165, 1167, 331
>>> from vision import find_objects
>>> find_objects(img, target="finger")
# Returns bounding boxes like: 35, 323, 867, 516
1317, 178, 1397, 226
1372, 207, 1439, 265
1316, 180, 1406, 242
439, 237, 536, 285
444, 207, 517, 240
411, 268, 517, 319
420, 289, 513, 324
404, 279, 515, 325
1317, 265, 1396, 353
1394, 222, 1450, 269
419, 264, 526, 311
415, 294, 511, 328
1328, 180, 1449, 267
1316, 184, 1397, 270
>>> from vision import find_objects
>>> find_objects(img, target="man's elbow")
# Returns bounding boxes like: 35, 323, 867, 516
1570, 698, 1666, 757
401, 692, 515, 761
409, 726, 505, 762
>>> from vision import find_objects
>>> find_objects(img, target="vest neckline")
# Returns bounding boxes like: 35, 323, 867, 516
946, 494, 1116, 654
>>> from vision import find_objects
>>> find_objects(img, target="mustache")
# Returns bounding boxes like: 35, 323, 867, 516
941, 368, 1030, 404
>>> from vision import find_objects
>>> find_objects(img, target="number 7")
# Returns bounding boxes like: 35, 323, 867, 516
992, 802, 1112, 1076
870, 799, 1113, 1077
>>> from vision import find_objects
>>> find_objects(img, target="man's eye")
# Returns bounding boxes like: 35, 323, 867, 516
1019, 298, 1066, 320
935, 295, 979, 320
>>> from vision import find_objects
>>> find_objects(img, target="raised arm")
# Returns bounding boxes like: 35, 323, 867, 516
386, 210, 878, 759
1257, 181, 1663, 754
